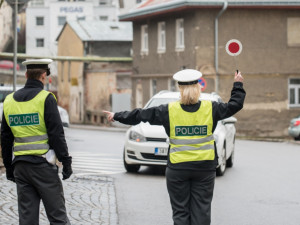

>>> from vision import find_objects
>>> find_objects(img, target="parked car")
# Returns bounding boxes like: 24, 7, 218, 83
288, 115, 300, 140
58, 106, 70, 127
0, 86, 22, 102
0, 60, 20, 70
123, 91, 237, 176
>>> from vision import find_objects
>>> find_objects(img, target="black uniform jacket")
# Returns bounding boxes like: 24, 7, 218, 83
114, 82, 246, 171
1, 79, 71, 171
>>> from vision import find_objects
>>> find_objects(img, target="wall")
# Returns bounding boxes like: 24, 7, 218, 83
90, 41, 132, 57
57, 23, 84, 123
130, 7, 300, 137
84, 61, 132, 125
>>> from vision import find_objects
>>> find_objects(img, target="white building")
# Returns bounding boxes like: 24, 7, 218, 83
25, 0, 121, 75
119, 0, 146, 15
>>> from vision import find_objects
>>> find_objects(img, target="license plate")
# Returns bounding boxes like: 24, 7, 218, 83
154, 147, 168, 156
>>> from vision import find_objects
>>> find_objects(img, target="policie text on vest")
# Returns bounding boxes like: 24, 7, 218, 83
8, 113, 40, 127
175, 125, 207, 136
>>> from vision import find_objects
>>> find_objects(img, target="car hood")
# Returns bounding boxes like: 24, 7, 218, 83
132, 122, 168, 139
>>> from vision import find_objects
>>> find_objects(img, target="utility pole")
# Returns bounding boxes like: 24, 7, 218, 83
13, 0, 18, 91
6, 0, 29, 90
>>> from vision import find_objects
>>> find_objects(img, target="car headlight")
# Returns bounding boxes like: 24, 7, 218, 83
129, 131, 147, 142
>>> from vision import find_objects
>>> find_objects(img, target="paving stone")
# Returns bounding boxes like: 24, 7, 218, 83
0, 174, 118, 225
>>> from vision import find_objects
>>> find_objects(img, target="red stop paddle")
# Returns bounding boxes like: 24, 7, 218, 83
226, 39, 242, 73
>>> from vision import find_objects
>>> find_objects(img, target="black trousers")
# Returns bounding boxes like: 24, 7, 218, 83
166, 167, 216, 225
14, 161, 70, 225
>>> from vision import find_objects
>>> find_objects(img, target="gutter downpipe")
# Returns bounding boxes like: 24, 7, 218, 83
215, 0, 228, 94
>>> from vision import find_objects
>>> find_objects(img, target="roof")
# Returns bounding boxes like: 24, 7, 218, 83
57, 20, 133, 42
119, 0, 300, 21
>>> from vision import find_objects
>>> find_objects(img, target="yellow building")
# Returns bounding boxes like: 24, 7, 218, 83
56, 20, 132, 125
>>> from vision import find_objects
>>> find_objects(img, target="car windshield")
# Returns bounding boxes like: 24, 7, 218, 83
145, 98, 179, 108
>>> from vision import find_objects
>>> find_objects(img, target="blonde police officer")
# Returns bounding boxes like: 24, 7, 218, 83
1, 59, 72, 225
104, 69, 245, 225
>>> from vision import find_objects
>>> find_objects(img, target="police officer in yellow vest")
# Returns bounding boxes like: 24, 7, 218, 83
104, 69, 245, 225
1, 59, 72, 225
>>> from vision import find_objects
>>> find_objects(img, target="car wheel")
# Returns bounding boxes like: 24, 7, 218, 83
294, 135, 300, 141
216, 142, 226, 176
123, 149, 140, 173
226, 149, 234, 168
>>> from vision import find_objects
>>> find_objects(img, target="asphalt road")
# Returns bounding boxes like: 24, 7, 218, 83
65, 128, 300, 225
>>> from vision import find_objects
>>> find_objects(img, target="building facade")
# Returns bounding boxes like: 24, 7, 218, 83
25, 0, 121, 75
56, 20, 132, 124
120, 0, 300, 138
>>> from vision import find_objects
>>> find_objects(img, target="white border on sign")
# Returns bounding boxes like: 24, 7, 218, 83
226, 39, 242, 56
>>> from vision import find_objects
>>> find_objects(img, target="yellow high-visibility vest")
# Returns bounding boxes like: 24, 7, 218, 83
168, 100, 215, 164
4, 90, 56, 156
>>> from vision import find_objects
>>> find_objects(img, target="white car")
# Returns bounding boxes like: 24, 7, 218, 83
123, 91, 237, 176
58, 106, 70, 127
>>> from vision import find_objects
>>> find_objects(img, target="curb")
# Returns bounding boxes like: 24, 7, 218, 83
68, 124, 128, 133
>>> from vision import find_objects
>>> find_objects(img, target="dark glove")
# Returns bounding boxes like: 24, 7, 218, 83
62, 159, 73, 180
6, 167, 15, 182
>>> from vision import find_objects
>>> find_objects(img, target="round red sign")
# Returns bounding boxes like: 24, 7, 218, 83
226, 39, 242, 56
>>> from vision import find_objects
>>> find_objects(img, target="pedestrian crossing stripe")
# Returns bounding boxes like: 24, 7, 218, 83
70, 152, 125, 175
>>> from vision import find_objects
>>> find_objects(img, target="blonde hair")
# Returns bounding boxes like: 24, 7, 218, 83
179, 83, 201, 105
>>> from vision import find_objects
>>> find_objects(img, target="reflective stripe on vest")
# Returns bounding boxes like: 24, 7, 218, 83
168, 100, 215, 164
14, 134, 49, 143
3, 90, 55, 156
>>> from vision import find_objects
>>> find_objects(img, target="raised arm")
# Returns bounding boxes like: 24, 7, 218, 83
213, 71, 246, 122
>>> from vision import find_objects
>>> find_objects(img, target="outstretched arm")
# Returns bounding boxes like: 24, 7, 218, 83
103, 111, 115, 122
103, 104, 169, 126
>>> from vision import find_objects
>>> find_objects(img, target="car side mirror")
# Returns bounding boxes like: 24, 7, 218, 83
222, 117, 237, 125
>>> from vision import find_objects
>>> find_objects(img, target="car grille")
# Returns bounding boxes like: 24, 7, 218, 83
146, 137, 167, 142
141, 153, 168, 161
128, 155, 138, 160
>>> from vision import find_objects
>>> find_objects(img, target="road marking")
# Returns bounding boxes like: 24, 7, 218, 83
70, 152, 125, 175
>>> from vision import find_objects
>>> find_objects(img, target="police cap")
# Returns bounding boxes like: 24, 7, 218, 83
173, 69, 202, 85
22, 59, 52, 76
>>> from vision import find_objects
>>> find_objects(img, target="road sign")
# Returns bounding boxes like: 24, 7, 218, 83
198, 77, 207, 91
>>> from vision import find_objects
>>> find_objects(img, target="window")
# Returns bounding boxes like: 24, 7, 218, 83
77, 16, 85, 21
119, 0, 124, 8
58, 16, 66, 26
141, 25, 148, 54
32, 0, 44, 6
100, 16, 108, 21
287, 18, 300, 47
36, 38, 44, 47
169, 79, 177, 92
36, 17, 44, 26
289, 78, 300, 107
151, 79, 157, 96
176, 18, 184, 51
99, 0, 108, 5
157, 22, 166, 53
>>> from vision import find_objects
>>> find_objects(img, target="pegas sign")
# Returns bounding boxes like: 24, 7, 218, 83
60, 6, 84, 13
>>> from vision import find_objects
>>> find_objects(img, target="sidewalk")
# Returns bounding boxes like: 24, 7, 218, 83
0, 174, 118, 225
